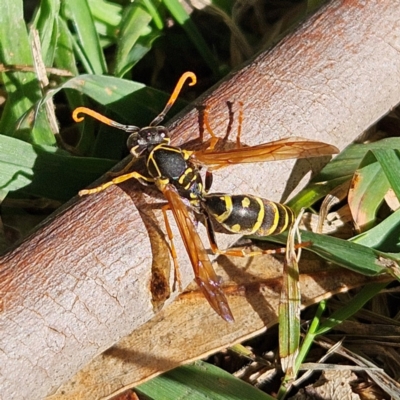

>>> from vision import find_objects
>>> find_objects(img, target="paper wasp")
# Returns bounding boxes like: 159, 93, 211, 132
73, 72, 338, 322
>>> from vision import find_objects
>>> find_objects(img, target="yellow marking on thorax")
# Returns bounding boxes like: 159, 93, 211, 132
158, 143, 180, 152
182, 149, 194, 160
147, 151, 161, 177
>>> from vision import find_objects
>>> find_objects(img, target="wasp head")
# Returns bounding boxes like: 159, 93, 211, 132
127, 126, 170, 157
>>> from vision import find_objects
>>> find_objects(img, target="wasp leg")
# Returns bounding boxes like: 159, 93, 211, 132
203, 106, 220, 151
79, 171, 154, 196
211, 242, 312, 258
236, 101, 243, 148
161, 203, 182, 292
203, 101, 244, 151
205, 170, 213, 193
104, 157, 138, 179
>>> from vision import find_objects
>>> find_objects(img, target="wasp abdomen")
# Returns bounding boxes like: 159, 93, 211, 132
204, 194, 294, 236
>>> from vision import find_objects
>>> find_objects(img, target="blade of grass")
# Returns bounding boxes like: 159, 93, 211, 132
288, 138, 400, 211
61, 0, 107, 74
372, 148, 400, 200
279, 216, 302, 378
88, 0, 123, 33
0, 134, 115, 201
261, 231, 400, 279
348, 152, 389, 231
31, 0, 61, 66
114, 1, 161, 77
136, 360, 275, 400
279, 255, 300, 378
54, 16, 92, 154
351, 208, 400, 252
0, 0, 55, 145
314, 282, 389, 336
292, 282, 388, 384
143, 0, 164, 30
163, 0, 221, 77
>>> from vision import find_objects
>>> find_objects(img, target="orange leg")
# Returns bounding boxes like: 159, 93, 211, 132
161, 204, 182, 292
236, 101, 243, 148
211, 242, 312, 257
79, 171, 154, 196
203, 101, 244, 151
203, 106, 220, 151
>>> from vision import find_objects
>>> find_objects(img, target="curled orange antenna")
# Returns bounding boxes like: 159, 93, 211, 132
73, 107, 139, 132
73, 72, 196, 131
150, 71, 197, 126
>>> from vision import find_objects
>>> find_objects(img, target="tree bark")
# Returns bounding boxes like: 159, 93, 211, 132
1, 1, 400, 398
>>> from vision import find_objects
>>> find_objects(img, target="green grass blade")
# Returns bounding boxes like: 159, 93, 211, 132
143, 0, 164, 30
315, 282, 389, 335
0, 0, 55, 145
264, 231, 399, 278
53, 19, 82, 105
163, 0, 221, 77
0, 134, 115, 201
288, 138, 400, 210
351, 208, 400, 252
303, 231, 400, 277
279, 249, 300, 378
136, 360, 275, 400
294, 300, 327, 373
372, 148, 400, 200
315, 138, 400, 182
31, 0, 61, 66
114, 1, 161, 77
287, 177, 349, 213
348, 152, 389, 231
88, 0, 123, 33
61, 0, 107, 74
293, 281, 388, 380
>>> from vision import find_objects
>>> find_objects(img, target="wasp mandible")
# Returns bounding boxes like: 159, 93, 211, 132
73, 72, 338, 322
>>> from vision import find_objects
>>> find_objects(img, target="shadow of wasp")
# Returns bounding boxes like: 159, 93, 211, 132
73, 72, 339, 322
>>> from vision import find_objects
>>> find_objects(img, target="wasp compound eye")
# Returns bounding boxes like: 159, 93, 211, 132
126, 132, 139, 150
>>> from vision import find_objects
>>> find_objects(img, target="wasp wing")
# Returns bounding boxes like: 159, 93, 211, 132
161, 184, 234, 322
192, 137, 339, 169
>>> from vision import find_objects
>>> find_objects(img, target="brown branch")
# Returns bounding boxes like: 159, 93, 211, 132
1, 1, 400, 398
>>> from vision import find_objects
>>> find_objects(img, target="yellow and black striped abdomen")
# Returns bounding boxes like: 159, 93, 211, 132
203, 194, 294, 236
